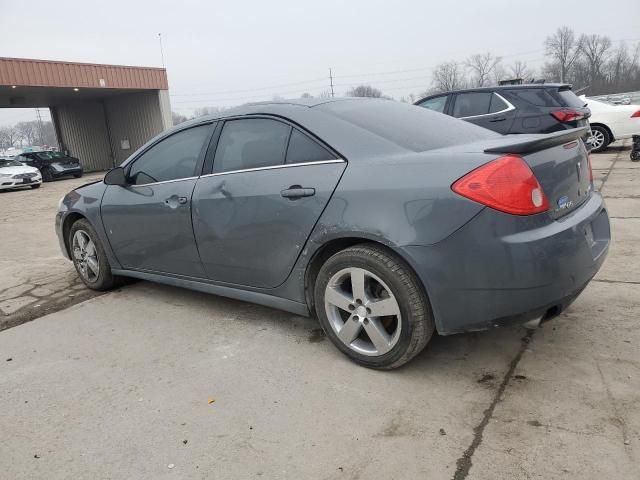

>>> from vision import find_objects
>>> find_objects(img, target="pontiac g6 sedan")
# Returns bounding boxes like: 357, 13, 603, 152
56, 98, 610, 369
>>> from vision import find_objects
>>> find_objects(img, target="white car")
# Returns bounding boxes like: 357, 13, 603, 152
0, 157, 42, 190
581, 95, 640, 152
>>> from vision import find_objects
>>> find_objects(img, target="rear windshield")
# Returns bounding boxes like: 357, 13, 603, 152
317, 99, 498, 152
556, 88, 586, 108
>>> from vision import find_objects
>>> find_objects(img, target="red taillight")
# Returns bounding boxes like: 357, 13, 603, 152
631, 111, 640, 118
451, 154, 549, 215
551, 109, 585, 122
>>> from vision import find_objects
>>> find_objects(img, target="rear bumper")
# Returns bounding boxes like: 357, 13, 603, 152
399, 192, 610, 334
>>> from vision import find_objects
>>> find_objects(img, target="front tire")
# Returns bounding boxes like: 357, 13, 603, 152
30, 184, 41, 189
73, 172, 83, 178
69, 219, 117, 291
314, 244, 435, 369
590, 125, 611, 153
41, 168, 53, 182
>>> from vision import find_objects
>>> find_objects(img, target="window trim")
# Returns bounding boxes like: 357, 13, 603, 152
455, 92, 515, 120
200, 159, 345, 179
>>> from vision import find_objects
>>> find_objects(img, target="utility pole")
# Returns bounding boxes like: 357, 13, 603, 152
158, 33, 165, 68
329, 68, 335, 97
35, 108, 45, 146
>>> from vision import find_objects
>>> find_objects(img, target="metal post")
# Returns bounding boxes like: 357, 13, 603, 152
329, 68, 335, 98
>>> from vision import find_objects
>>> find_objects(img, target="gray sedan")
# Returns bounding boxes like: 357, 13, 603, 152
56, 98, 610, 369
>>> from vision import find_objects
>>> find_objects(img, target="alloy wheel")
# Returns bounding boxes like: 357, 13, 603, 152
324, 267, 402, 356
72, 230, 99, 283
590, 130, 605, 150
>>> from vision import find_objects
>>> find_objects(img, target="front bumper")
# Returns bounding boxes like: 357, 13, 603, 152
51, 165, 82, 178
0, 176, 42, 189
399, 192, 610, 334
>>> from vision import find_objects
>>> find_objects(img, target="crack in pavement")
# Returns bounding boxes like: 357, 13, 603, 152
592, 278, 640, 285
452, 329, 535, 480
598, 145, 624, 193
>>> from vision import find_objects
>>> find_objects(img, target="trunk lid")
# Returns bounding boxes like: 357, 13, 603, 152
483, 127, 593, 219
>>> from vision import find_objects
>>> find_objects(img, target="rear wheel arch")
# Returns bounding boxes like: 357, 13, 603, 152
304, 237, 431, 316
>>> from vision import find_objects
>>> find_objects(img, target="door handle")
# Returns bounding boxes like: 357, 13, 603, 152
164, 195, 188, 208
489, 116, 506, 122
280, 186, 316, 199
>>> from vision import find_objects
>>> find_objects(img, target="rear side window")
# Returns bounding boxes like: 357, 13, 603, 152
286, 129, 335, 164
508, 89, 560, 107
128, 125, 211, 185
214, 118, 291, 173
452, 92, 492, 118
417, 95, 448, 113
556, 88, 586, 108
489, 93, 509, 113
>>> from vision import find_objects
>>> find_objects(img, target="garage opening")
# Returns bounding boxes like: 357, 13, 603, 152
0, 57, 171, 172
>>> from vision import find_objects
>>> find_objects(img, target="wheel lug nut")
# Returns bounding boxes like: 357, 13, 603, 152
363, 318, 369, 325
348, 304, 355, 311
366, 307, 371, 314
355, 299, 362, 305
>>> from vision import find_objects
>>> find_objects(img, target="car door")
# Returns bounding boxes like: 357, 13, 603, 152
451, 91, 516, 134
192, 117, 346, 288
101, 123, 214, 277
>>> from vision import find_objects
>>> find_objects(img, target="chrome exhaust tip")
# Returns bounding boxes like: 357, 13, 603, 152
523, 316, 543, 330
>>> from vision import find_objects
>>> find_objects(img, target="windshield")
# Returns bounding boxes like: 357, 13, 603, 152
35, 152, 63, 160
0, 159, 24, 168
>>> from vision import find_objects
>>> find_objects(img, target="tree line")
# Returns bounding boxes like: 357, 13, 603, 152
168, 25, 638, 125
0, 120, 57, 150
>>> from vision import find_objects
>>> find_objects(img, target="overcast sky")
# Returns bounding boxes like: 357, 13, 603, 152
1, 0, 639, 126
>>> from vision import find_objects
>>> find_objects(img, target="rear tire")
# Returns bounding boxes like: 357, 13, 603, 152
30, 184, 41, 189
69, 219, 117, 291
314, 244, 435, 369
73, 172, 83, 178
590, 125, 611, 153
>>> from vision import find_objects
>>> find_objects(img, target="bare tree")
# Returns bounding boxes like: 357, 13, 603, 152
172, 111, 189, 125
431, 61, 465, 93
347, 85, 383, 98
15, 121, 39, 146
317, 90, 333, 99
193, 106, 226, 117
508, 60, 534, 81
579, 33, 612, 85
300, 92, 313, 98
465, 53, 501, 87
544, 26, 583, 82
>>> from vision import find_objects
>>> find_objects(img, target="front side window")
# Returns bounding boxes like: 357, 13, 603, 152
417, 95, 448, 113
286, 129, 335, 164
452, 92, 493, 118
128, 125, 211, 185
213, 118, 291, 173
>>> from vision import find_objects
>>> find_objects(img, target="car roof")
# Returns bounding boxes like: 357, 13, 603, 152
415, 83, 571, 103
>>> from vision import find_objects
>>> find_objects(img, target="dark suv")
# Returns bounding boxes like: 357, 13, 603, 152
415, 84, 591, 140
15, 151, 83, 182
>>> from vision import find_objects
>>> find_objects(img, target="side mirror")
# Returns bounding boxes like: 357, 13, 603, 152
104, 167, 127, 186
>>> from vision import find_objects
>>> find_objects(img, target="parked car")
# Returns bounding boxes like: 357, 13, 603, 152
415, 84, 591, 144
581, 95, 640, 152
0, 157, 42, 190
592, 94, 632, 106
15, 151, 83, 181
56, 98, 610, 369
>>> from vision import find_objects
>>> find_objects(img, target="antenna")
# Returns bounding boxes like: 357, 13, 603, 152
158, 33, 165, 68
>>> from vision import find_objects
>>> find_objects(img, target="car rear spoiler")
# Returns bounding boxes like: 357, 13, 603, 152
484, 127, 590, 154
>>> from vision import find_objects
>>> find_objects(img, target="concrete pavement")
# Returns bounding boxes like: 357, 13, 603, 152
1, 145, 638, 479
